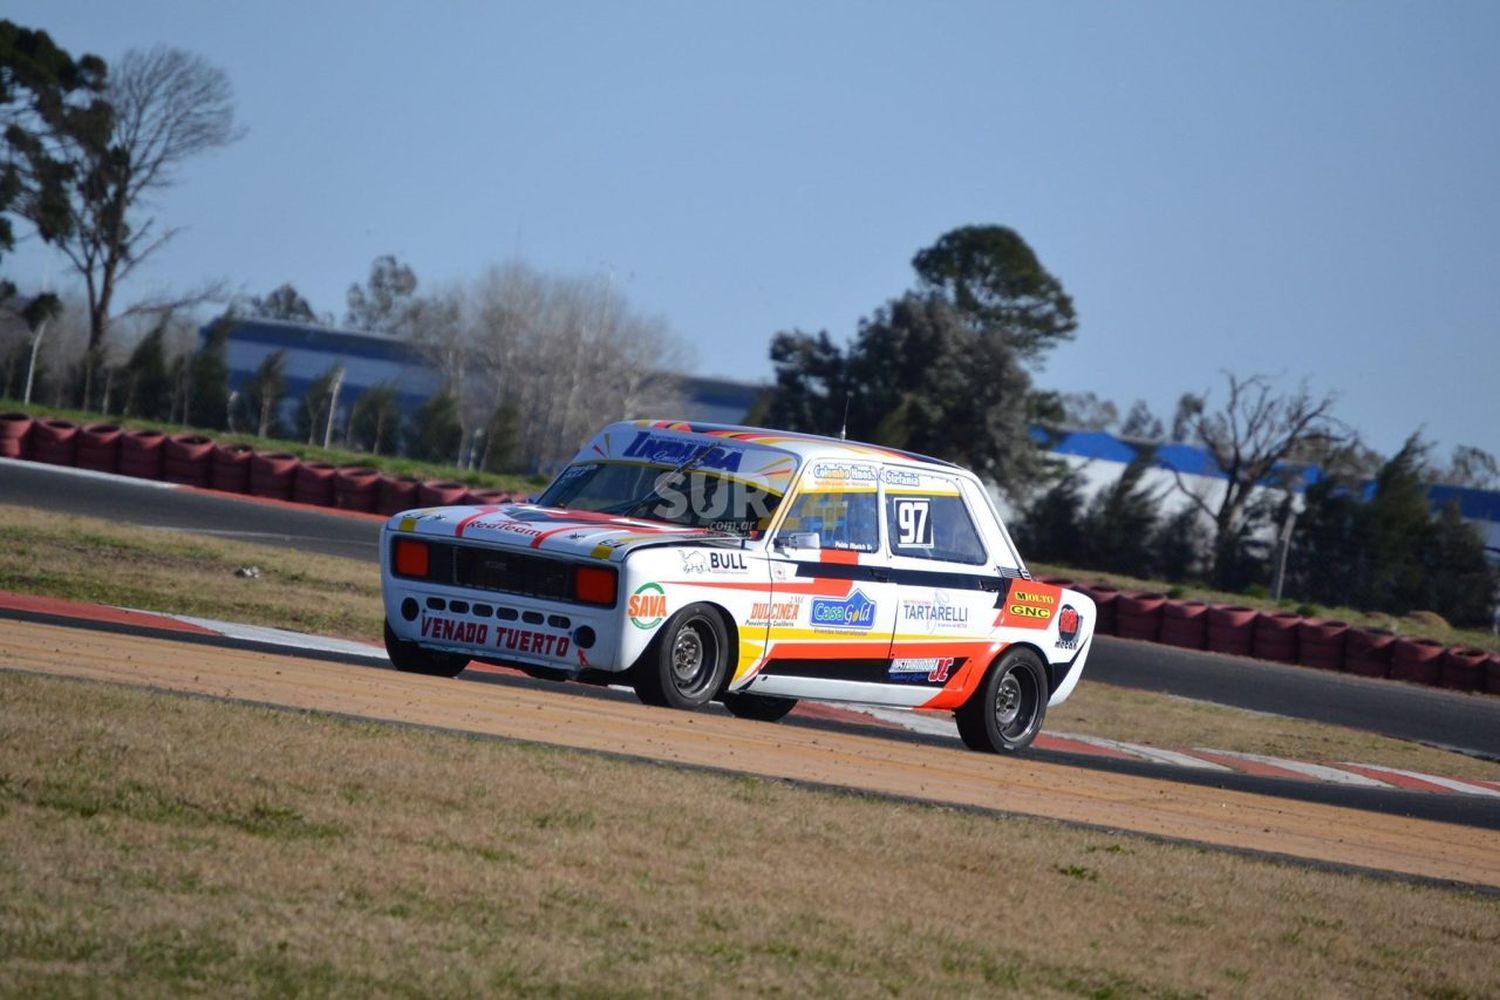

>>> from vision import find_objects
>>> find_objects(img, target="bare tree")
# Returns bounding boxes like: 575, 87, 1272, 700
407, 261, 690, 474
1170, 372, 1340, 581
20, 45, 239, 404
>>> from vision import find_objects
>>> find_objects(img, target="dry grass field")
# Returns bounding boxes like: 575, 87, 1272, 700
1, 503, 1495, 783
1, 670, 1496, 997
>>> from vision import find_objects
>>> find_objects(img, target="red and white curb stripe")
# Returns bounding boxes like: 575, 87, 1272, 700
5, 592, 1498, 798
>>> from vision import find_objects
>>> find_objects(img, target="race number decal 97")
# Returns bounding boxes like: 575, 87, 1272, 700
894, 498, 932, 548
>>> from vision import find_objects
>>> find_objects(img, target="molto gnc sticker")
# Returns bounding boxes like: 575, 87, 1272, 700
999, 584, 1059, 630
629, 582, 668, 629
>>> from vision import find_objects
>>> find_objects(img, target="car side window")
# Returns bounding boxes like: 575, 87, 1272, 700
775, 490, 879, 552
886, 494, 987, 564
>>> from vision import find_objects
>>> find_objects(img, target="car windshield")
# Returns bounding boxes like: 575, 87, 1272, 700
536, 461, 784, 538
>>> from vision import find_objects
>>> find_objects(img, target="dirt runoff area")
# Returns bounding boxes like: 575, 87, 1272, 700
3, 617, 1498, 889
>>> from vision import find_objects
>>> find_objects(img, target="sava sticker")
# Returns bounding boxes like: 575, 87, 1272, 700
628, 582, 668, 629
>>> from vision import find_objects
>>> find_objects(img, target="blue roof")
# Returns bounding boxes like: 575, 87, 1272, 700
1053, 430, 1138, 463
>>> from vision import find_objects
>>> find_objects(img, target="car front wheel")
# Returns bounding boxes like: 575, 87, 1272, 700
954, 648, 1048, 753
384, 620, 470, 678
633, 604, 730, 709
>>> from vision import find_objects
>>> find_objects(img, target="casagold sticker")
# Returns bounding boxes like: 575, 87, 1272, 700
628, 582, 668, 629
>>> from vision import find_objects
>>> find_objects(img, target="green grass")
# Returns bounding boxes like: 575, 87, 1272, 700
1, 671, 1497, 997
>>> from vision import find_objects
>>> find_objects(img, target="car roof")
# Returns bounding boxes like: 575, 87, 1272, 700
614, 419, 964, 471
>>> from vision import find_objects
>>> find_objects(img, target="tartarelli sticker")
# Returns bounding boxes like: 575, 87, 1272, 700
628, 582, 668, 629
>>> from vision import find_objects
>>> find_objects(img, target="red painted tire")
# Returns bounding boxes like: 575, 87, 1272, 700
1115, 592, 1166, 642
292, 461, 337, 507
75, 423, 124, 474
249, 452, 299, 499
162, 434, 214, 487
1252, 611, 1301, 664
1438, 646, 1487, 693
210, 443, 254, 493
1078, 584, 1120, 636
1345, 628, 1395, 678
377, 474, 421, 515
0, 412, 34, 459
1206, 605, 1257, 657
463, 489, 514, 506
1040, 576, 1077, 589
1158, 600, 1208, 650
1296, 619, 1350, 672
1389, 637, 1444, 686
418, 479, 469, 506
31, 418, 78, 466
118, 429, 166, 479
333, 466, 380, 511
1486, 654, 1500, 695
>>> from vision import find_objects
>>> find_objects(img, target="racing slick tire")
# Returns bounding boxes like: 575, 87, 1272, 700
721, 691, 797, 722
633, 604, 730, 710
954, 647, 1048, 754
384, 620, 470, 678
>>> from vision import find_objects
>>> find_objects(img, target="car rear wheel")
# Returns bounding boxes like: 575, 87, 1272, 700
721, 691, 797, 722
633, 604, 730, 709
384, 620, 470, 678
955, 648, 1048, 753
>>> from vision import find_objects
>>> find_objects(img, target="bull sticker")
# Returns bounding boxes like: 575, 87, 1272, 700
809, 589, 876, 630
1056, 604, 1083, 650
628, 582, 668, 629
889, 657, 956, 683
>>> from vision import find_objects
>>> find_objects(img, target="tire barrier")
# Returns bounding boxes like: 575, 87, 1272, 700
1078, 583, 1119, 636
291, 461, 337, 507
1389, 637, 1445, 685
333, 466, 380, 512
0, 412, 34, 459
210, 443, 254, 493
162, 434, 215, 487
1487, 654, 1500, 695
1252, 610, 1301, 664
75, 424, 123, 474
118, 428, 166, 479
1206, 605, 1257, 657
1158, 599, 1209, 650
1115, 592, 1166, 642
418, 479, 469, 507
1345, 628, 1395, 678
377, 474, 420, 516
31, 418, 79, 466
248, 451, 299, 500
1296, 619, 1349, 671
1440, 646, 1488, 693
464, 488, 514, 506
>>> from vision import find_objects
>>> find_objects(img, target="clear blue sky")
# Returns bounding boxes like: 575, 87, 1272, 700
8, 1, 1498, 460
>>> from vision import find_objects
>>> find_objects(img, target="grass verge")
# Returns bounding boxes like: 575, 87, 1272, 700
1, 502, 1495, 781
1, 670, 1496, 997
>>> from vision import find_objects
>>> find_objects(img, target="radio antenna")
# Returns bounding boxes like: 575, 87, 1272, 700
838, 396, 850, 441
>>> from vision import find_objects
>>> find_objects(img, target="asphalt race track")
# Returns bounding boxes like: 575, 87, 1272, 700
4, 614, 1499, 891
5, 456, 1499, 759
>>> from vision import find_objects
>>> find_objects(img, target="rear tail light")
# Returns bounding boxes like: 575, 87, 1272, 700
573, 565, 617, 606
394, 539, 430, 578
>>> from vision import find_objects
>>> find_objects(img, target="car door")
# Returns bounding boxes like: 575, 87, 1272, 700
746, 460, 903, 702
880, 465, 1004, 702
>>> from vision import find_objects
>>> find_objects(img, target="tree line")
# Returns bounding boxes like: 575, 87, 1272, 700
752, 223, 1498, 628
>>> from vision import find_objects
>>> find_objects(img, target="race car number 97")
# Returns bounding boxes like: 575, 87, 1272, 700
895, 498, 932, 548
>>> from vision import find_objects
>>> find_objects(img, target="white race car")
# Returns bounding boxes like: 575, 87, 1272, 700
380, 420, 1094, 752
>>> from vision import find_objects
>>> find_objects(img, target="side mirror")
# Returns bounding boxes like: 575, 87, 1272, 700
774, 531, 821, 552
